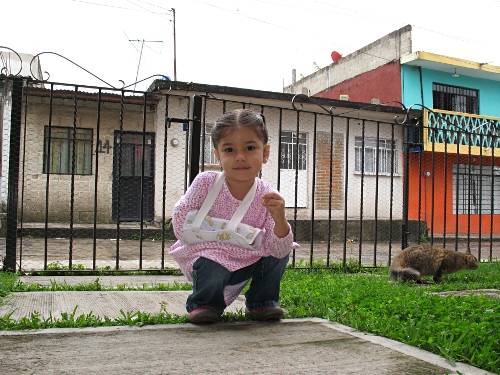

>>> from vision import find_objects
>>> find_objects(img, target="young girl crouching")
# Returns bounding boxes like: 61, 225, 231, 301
169, 109, 298, 323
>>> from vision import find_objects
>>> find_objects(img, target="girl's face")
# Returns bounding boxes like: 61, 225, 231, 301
214, 126, 270, 187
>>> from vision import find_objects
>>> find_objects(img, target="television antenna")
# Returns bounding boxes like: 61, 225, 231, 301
128, 38, 163, 90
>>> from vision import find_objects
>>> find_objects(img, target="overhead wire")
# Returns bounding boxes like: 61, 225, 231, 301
69, 0, 169, 17
193, 0, 394, 62
234, 0, 495, 63
69, 0, 494, 65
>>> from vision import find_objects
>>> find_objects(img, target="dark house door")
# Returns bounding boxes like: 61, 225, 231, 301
112, 132, 155, 221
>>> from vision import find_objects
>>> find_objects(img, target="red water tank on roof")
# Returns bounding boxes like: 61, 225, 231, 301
331, 51, 342, 62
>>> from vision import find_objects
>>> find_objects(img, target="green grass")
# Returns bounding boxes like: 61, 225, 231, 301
279, 263, 500, 374
1, 263, 499, 373
9, 278, 192, 292
0, 271, 17, 303
29, 261, 184, 276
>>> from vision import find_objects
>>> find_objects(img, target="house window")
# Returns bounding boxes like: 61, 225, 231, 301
433, 83, 479, 114
43, 126, 93, 175
280, 131, 307, 170
355, 137, 397, 175
453, 164, 500, 214
202, 124, 219, 166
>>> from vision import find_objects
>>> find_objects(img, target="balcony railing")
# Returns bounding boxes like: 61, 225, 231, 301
424, 109, 500, 155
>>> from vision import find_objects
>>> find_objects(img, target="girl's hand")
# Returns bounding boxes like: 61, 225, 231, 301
262, 192, 289, 238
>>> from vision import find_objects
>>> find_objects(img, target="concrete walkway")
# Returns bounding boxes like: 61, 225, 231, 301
0, 275, 495, 374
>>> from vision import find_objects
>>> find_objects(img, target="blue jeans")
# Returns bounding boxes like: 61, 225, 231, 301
186, 255, 289, 315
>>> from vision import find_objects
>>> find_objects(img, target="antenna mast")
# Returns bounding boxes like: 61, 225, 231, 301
170, 8, 177, 81
128, 39, 163, 90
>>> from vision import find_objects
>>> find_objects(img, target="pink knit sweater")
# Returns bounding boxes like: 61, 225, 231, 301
169, 171, 297, 282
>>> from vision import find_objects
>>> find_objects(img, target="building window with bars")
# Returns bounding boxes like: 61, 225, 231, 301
355, 137, 397, 175
202, 124, 219, 166
453, 164, 500, 214
433, 83, 479, 114
43, 126, 93, 175
280, 131, 307, 170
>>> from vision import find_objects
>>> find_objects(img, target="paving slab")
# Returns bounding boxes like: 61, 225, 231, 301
0, 319, 493, 375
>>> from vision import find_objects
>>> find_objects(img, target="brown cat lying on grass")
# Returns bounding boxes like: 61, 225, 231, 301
389, 244, 478, 284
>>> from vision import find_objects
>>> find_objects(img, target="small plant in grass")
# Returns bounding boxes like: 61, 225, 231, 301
291, 257, 364, 274
28, 264, 184, 277
0, 303, 188, 330
46, 261, 87, 271
9, 277, 192, 293
0, 271, 18, 303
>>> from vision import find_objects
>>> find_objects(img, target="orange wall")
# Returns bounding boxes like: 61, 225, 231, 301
408, 151, 500, 235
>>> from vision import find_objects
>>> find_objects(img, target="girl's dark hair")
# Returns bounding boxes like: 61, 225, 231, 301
211, 109, 268, 148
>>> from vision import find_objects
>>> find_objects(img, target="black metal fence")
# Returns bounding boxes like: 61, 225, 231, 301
1, 73, 499, 273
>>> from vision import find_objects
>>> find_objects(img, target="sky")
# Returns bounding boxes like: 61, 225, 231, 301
2, 0, 500, 92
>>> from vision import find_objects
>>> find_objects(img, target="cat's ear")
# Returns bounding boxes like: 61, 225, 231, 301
465, 247, 471, 254
466, 254, 477, 263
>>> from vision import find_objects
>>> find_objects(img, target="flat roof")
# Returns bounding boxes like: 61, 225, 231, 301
400, 51, 500, 82
150, 80, 419, 122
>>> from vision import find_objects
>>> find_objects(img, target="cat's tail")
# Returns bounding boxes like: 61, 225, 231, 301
390, 267, 421, 282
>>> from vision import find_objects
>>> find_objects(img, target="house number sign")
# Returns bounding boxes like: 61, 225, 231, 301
97, 139, 112, 153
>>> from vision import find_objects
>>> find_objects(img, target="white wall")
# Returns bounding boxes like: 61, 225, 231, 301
1, 52, 44, 80
155, 95, 405, 223
0, 80, 12, 208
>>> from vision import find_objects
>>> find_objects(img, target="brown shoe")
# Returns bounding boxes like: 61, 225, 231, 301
246, 306, 284, 321
188, 307, 218, 324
